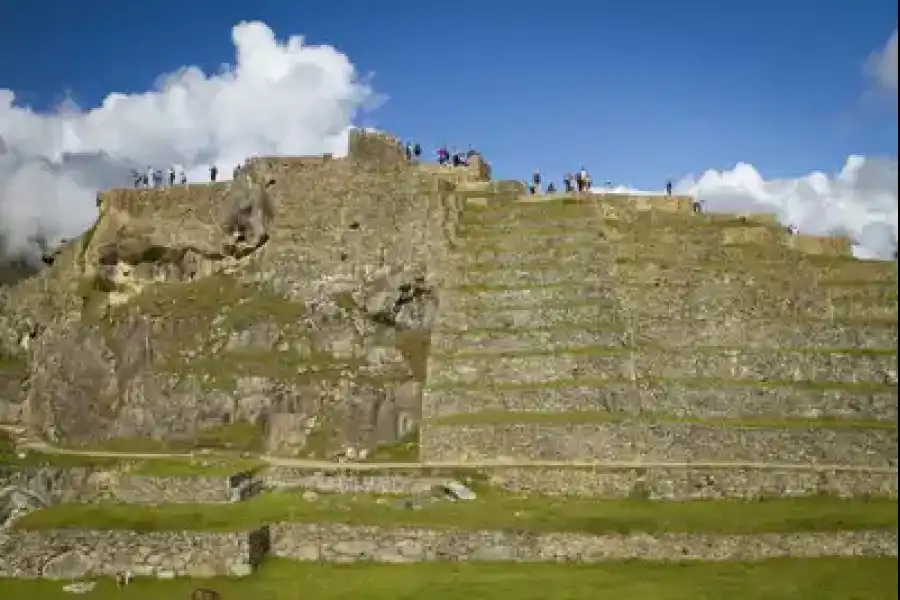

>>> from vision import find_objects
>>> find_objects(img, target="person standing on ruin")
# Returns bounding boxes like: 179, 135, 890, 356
180, 170, 187, 185
413, 143, 422, 160
563, 173, 573, 193
666, 180, 673, 197
168, 167, 176, 186
532, 170, 542, 194
210, 165, 218, 182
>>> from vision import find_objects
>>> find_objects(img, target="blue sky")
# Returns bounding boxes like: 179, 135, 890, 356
0, 0, 896, 187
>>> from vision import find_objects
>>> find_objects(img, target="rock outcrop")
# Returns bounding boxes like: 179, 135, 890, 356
0, 132, 491, 457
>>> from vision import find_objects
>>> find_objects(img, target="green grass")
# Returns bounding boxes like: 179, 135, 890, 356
0, 353, 27, 376
425, 410, 898, 431
1, 558, 896, 600
13, 490, 898, 534
0, 449, 263, 477
427, 374, 898, 395
364, 431, 420, 462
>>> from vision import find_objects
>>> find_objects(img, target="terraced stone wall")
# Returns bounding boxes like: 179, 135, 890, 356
268, 523, 896, 563
421, 193, 898, 470
0, 528, 262, 578
0, 466, 240, 504
259, 464, 897, 500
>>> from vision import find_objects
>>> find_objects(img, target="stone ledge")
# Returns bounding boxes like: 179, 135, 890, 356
419, 422, 898, 467
269, 523, 897, 563
438, 286, 894, 321
431, 320, 898, 353
0, 528, 265, 579
427, 349, 898, 388
259, 465, 898, 500
0, 467, 257, 505
422, 382, 898, 422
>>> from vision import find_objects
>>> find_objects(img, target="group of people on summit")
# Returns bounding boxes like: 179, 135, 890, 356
131, 164, 242, 188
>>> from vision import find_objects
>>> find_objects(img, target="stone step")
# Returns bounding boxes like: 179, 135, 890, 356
457, 221, 782, 242
422, 379, 898, 422
463, 199, 775, 226
450, 260, 896, 288
419, 418, 898, 466
430, 319, 899, 354
260, 463, 899, 500
438, 285, 896, 326
426, 347, 897, 388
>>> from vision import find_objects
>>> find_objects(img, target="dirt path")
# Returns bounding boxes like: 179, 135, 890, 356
5, 428, 895, 474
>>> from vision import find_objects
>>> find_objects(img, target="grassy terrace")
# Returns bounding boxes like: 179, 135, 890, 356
0, 451, 264, 476
424, 410, 898, 431
2, 558, 897, 600
13, 490, 898, 534
0, 432, 263, 476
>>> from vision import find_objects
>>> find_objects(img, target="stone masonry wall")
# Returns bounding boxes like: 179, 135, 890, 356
0, 528, 260, 578
3, 523, 895, 578
268, 523, 897, 563
420, 423, 898, 467
0, 467, 234, 505
259, 465, 897, 500
423, 383, 898, 422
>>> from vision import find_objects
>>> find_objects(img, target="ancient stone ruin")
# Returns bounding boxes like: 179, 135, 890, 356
0, 129, 896, 583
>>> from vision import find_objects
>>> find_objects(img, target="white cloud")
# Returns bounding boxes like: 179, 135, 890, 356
675, 156, 898, 259
0, 21, 373, 260
590, 156, 898, 260
866, 30, 898, 95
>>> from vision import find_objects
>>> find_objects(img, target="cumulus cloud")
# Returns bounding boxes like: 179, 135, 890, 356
592, 156, 898, 260
866, 30, 898, 95
0, 21, 374, 262
674, 156, 898, 259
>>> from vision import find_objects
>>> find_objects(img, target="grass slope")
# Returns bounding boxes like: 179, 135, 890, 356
15, 491, 898, 535
0, 558, 897, 600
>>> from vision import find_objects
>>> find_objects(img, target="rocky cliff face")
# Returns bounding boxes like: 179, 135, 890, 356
0, 131, 486, 457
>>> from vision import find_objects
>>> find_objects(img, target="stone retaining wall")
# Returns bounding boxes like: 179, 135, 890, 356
420, 423, 899, 467
423, 383, 898, 422
0, 528, 263, 579
3, 523, 895, 579
0, 467, 237, 505
428, 350, 898, 388
269, 523, 897, 563
261, 467, 444, 495
260, 465, 897, 500
485, 466, 898, 500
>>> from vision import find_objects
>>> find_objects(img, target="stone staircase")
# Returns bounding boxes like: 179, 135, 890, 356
420, 190, 898, 495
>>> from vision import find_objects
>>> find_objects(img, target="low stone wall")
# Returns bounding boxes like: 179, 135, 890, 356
260, 465, 897, 500
428, 349, 898, 388
419, 423, 899, 467
0, 528, 264, 579
261, 467, 443, 495
486, 466, 898, 500
431, 319, 899, 355
269, 523, 897, 563
0, 467, 236, 505
423, 382, 897, 422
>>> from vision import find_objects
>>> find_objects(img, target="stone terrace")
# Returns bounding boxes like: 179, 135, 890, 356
420, 192, 898, 480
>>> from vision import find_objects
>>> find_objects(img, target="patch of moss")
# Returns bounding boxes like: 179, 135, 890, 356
0, 354, 27, 377
160, 347, 361, 390
394, 330, 431, 382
